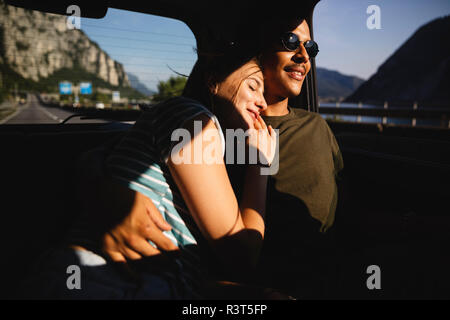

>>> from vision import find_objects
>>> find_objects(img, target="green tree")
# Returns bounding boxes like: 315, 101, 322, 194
92, 92, 110, 104
152, 76, 187, 102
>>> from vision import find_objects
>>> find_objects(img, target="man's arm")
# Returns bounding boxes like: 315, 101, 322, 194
77, 145, 178, 262
99, 182, 178, 262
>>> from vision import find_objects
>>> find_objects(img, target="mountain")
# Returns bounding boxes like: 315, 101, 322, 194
316, 67, 364, 101
346, 16, 450, 107
0, 1, 131, 93
127, 73, 155, 97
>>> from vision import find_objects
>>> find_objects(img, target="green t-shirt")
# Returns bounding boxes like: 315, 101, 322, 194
262, 107, 344, 233
222, 107, 344, 294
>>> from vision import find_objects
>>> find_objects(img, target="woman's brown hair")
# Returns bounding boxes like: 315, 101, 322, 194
182, 25, 263, 111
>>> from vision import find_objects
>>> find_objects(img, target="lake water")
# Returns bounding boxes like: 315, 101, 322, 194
319, 102, 444, 127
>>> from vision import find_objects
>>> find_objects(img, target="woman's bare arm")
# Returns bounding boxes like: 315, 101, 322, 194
168, 114, 274, 270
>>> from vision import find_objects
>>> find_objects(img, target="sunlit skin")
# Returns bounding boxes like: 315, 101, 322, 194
260, 20, 312, 116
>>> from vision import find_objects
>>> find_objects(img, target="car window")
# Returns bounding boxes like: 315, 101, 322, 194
0, 3, 196, 124
314, 0, 450, 128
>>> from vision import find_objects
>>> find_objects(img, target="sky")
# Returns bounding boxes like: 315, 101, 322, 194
314, 0, 450, 79
80, 10, 197, 92
79, 0, 450, 91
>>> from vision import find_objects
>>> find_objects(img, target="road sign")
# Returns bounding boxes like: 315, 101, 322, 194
112, 91, 120, 102
59, 82, 72, 95
80, 82, 92, 94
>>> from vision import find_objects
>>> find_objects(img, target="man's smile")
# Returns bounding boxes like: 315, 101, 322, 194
284, 65, 306, 81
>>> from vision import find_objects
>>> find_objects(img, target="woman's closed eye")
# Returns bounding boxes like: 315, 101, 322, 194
247, 77, 263, 93
248, 79, 257, 91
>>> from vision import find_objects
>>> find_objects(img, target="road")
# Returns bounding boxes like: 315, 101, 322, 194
3, 94, 106, 124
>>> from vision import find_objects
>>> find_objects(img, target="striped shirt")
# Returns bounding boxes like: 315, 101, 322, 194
105, 96, 225, 296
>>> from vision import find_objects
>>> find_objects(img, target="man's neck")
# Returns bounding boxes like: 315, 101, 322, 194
262, 97, 289, 116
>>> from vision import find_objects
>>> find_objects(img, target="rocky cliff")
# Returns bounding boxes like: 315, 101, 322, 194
346, 16, 450, 107
0, 1, 130, 88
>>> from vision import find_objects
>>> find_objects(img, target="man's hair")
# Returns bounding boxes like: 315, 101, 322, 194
182, 7, 311, 108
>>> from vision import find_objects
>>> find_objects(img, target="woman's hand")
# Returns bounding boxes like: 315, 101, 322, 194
248, 115, 277, 167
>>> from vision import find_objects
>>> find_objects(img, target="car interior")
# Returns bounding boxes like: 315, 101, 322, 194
1, 0, 449, 299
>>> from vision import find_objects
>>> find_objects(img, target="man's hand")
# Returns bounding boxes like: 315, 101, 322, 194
77, 146, 178, 263
101, 192, 178, 263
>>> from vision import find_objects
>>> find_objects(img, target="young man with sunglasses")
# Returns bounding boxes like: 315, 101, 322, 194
252, 18, 344, 299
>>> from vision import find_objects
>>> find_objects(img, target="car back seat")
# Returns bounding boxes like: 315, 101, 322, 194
0, 126, 126, 299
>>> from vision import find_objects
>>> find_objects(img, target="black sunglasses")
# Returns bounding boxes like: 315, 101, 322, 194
281, 32, 319, 58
